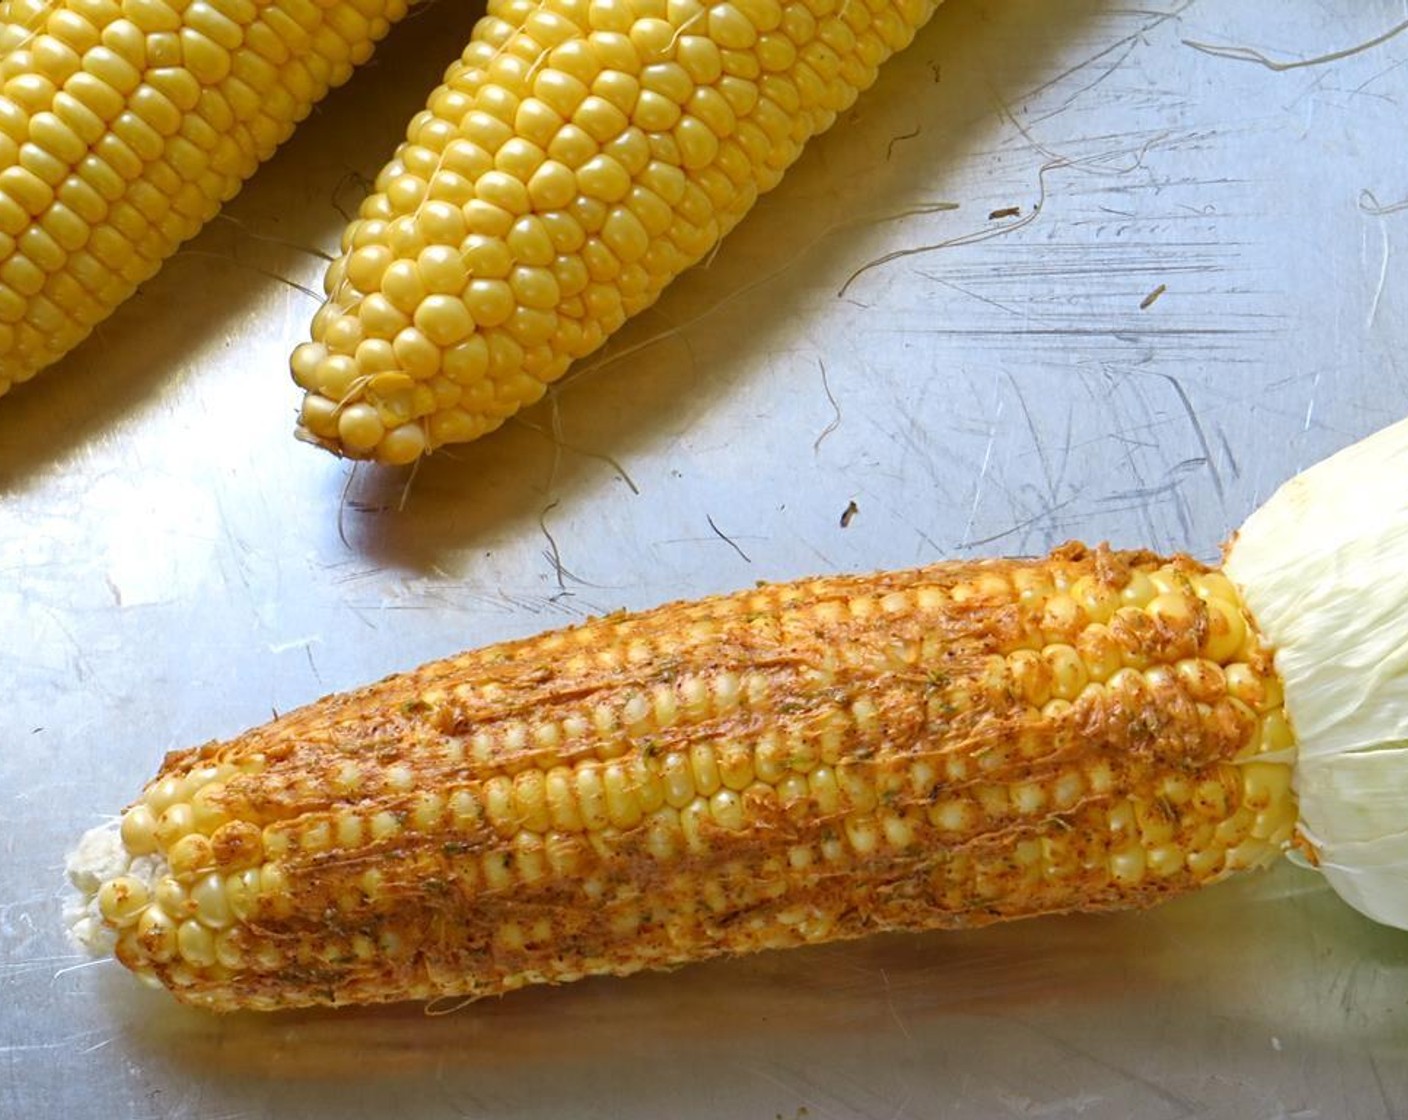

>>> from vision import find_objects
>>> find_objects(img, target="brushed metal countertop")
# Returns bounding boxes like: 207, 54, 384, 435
6, 2, 1408, 1116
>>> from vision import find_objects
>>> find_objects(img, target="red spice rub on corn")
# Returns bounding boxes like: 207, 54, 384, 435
75, 543, 1296, 1012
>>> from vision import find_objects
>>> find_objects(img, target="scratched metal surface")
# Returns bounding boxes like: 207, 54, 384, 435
5, 0, 1408, 1116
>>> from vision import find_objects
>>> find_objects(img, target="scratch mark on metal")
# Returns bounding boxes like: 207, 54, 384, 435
1025, 39, 1138, 126
267, 635, 321, 654
1367, 1050, 1395, 1119
0, 1028, 111, 1054
879, 967, 914, 1043
992, 1012, 1202, 1118
1149, 371, 1225, 502
1139, 283, 1167, 310
813, 359, 842, 453
49, 956, 112, 980
1184, 17, 1408, 72
1368, 224, 1391, 328
1303, 371, 1321, 433
998, 87, 1161, 177
888, 326, 1260, 339
961, 398, 1003, 547
1172, 484, 1194, 543
917, 272, 1033, 321
1053, 405, 1075, 510
1021, 2, 1193, 106
1368, 219, 1391, 330
1353, 55, 1408, 96
1, 954, 92, 982
963, 497, 1078, 549
884, 1088, 916, 1120
1005, 371, 1056, 508
1215, 426, 1241, 480
707, 514, 751, 563
906, 519, 942, 559
1105, 458, 1204, 504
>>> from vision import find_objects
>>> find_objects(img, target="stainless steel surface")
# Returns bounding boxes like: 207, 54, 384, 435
6, 1, 1408, 1115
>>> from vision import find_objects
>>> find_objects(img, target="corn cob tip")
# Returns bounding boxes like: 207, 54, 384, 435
291, 411, 429, 466
288, 0, 945, 463
66, 822, 124, 958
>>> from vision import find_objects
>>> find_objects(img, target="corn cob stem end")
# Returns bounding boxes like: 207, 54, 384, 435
1226, 415, 1408, 932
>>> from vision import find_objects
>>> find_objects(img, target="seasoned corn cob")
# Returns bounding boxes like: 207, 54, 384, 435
68, 543, 1300, 1011
0, 0, 410, 396
291, 0, 943, 464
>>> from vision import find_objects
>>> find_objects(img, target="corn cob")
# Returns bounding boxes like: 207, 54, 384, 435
67, 542, 1301, 1012
0, 0, 410, 396
290, 0, 943, 465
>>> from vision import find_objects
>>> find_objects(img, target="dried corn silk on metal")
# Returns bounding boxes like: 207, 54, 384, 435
68, 543, 1298, 1012
0, 0, 410, 396
291, 0, 945, 464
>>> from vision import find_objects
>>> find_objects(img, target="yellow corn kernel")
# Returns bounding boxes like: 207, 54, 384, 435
0, 0, 414, 400
290, 0, 947, 463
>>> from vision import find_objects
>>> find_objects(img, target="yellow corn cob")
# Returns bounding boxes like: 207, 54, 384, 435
290, 0, 943, 465
0, 0, 410, 396
70, 543, 1298, 1012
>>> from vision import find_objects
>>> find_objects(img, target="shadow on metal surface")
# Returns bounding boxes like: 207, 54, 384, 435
109, 864, 1408, 1093
0, 0, 487, 495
